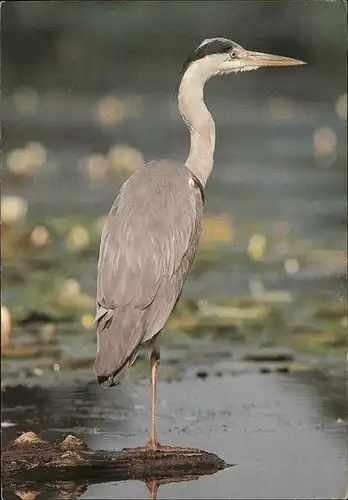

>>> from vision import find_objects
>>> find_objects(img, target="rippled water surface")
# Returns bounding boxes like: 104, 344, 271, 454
2, 366, 346, 499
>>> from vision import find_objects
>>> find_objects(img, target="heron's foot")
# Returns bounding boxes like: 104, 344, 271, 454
146, 439, 199, 453
146, 439, 160, 452
146, 439, 175, 453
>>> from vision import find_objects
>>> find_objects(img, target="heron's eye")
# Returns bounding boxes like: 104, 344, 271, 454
230, 50, 238, 59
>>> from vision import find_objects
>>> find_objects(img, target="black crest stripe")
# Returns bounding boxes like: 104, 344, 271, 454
181, 38, 234, 75
189, 172, 205, 205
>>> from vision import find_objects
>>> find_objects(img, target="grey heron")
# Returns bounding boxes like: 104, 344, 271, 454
94, 37, 305, 451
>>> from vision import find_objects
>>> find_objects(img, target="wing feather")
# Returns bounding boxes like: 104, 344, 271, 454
95, 161, 203, 383
97, 161, 201, 313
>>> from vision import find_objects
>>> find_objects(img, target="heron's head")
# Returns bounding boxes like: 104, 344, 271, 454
181, 37, 305, 79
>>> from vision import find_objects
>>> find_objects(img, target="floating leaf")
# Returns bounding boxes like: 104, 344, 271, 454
94, 95, 126, 126
29, 225, 50, 247
1, 196, 28, 226
79, 154, 109, 182
284, 258, 300, 275
66, 225, 90, 251
248, 233, 266, 261
200, 215, 234, 247
1, 305, 11, 349
81, 314, 95, 330
107, 144, 145, 174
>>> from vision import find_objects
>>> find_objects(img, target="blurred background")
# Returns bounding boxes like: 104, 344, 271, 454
1, 2, 347, 498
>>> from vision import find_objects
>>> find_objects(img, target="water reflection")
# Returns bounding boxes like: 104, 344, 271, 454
2, 371, 346, 499
7, 474, 219, 500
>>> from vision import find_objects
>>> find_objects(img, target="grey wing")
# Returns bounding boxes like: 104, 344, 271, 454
142, 215, 202, 342
95, 163, 203, 380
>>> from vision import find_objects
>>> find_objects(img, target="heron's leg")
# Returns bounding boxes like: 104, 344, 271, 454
144, 339, 198, 453
146, 479, 159, 500
147, 341, 160, 451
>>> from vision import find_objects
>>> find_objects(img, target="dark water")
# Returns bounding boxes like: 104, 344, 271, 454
2, 368, 346, 499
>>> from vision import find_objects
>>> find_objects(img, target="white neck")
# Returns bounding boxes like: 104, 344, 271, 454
178, 61, 216, 187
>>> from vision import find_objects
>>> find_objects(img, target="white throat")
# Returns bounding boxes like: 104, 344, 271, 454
178, 60, 217, 188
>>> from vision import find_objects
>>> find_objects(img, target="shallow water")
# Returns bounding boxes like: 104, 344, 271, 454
2, 368, 346, 499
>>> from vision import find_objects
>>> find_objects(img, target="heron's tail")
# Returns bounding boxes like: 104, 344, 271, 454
94, 307, 145, 388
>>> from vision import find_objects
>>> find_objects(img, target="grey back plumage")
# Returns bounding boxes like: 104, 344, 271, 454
95, 160, 204, 386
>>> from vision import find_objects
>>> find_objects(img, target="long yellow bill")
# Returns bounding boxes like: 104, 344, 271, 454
246, 50, 306, 67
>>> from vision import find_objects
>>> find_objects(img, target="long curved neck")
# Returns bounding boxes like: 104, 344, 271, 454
178, 64, 216, 188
